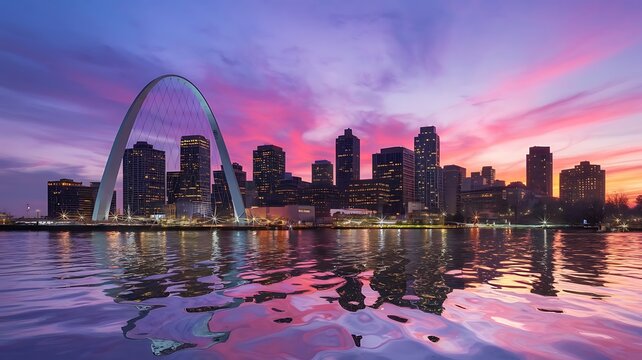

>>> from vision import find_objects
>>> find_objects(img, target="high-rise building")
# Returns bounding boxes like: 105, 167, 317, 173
443, 165, 466, 216
245, 180, 258, 208
336, 129, 360, 194
48, 179, 115, 219
48, 178, 82, 218
123, 141, 166, 217
166, 171, 182, 205
347, 179, 390, 214
481, 166, 496, 186
414, 126, 442, 211
560, 161, 606, 206
312, 160, 333, 185
179, 135, 211, 216
527, 146, 553, 197
253, 144, 286, 206
470, 171, 485, 190
372, 147, 415, 215
212, 162, 246, 217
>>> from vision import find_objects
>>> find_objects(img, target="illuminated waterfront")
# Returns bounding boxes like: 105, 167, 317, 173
1, 229, 641, 359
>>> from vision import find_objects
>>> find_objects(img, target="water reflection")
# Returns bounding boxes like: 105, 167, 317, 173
1, 229, 640, 359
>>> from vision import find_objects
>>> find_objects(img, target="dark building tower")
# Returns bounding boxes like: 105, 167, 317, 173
253, 145, 286, 206
48, 179, 115, 219
481, 166, 496, 186
470, 171, 485, 190
312, 160, 333, 185
179, 135, 211, 216
47, 178, 82, 218
372, 147, 415, 215
212, 162, 247, 217
123, 141, 166, 217
414, 126, 441, 211
166, 171, 182, 205
443, 165, 466, 216
336, 129, 360, 194
527, 146, 553, 197
275, 172, 310, 206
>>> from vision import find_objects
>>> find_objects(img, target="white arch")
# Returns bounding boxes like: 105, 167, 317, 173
92, 75, 245, 221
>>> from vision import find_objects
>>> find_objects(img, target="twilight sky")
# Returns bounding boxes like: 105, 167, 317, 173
1, 0, 642, 216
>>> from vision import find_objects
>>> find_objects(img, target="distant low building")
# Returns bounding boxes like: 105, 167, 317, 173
0, 212, 12, 224
246, 205, 315, 224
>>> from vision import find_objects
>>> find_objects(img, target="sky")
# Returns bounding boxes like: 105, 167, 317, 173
1, 0, 641, 216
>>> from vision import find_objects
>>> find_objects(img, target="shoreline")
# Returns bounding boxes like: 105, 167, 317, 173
1, 223, 633, 232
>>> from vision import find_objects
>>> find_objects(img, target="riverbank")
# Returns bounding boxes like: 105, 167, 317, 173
0, 223, 631, 232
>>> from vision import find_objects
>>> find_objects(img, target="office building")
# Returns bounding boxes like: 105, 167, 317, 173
336, 129, 360, 193
275, 172, 309, 206
301, 183, 340, 220
179, 135, 211, 217
212, 162, 247, 217
312, 160, 333, 185
347, 179, 390, 214
481, 166, 496, 186
372, 147, 415, 215
253, 144, 286, 206
166, 171, 182, 205
560, 161, 606, 206
527, 146, 553, 197
414, 126, 442, 211
123, 141, 166, 216
48, 179, 115, 219
443, 165, 466, 216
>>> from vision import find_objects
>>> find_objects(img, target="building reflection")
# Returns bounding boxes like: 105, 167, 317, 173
411, 230, 451, 314
369, 230, 410, 309
530, 230, 557, 296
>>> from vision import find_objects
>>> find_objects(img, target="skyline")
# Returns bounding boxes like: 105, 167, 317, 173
2, 1, 642, 216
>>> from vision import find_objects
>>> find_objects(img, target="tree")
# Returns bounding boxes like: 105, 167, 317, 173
635, 195, 642, 213
605, 193, 629, 218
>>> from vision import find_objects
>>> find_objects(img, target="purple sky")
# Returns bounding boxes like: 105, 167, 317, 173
1, 0, 642, 216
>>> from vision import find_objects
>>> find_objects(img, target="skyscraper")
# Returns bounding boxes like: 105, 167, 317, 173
123, 141, 166, 216
166, 171, 182, 205
470, 171, 485, 190
336, 128, 360, 194
312, 160, 333, 185
212, 162, 246, 217
527, 146, 553, 197
481, 166, 496, 186
253, 144, 286, 206
560, 161, 606, 206
179, 135, 211, 216
414, 126, 441, 211
443, 165, 466, 216
372, 147, 415, 215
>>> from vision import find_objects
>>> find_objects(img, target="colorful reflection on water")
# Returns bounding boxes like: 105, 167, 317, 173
0, 229, 641, 359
